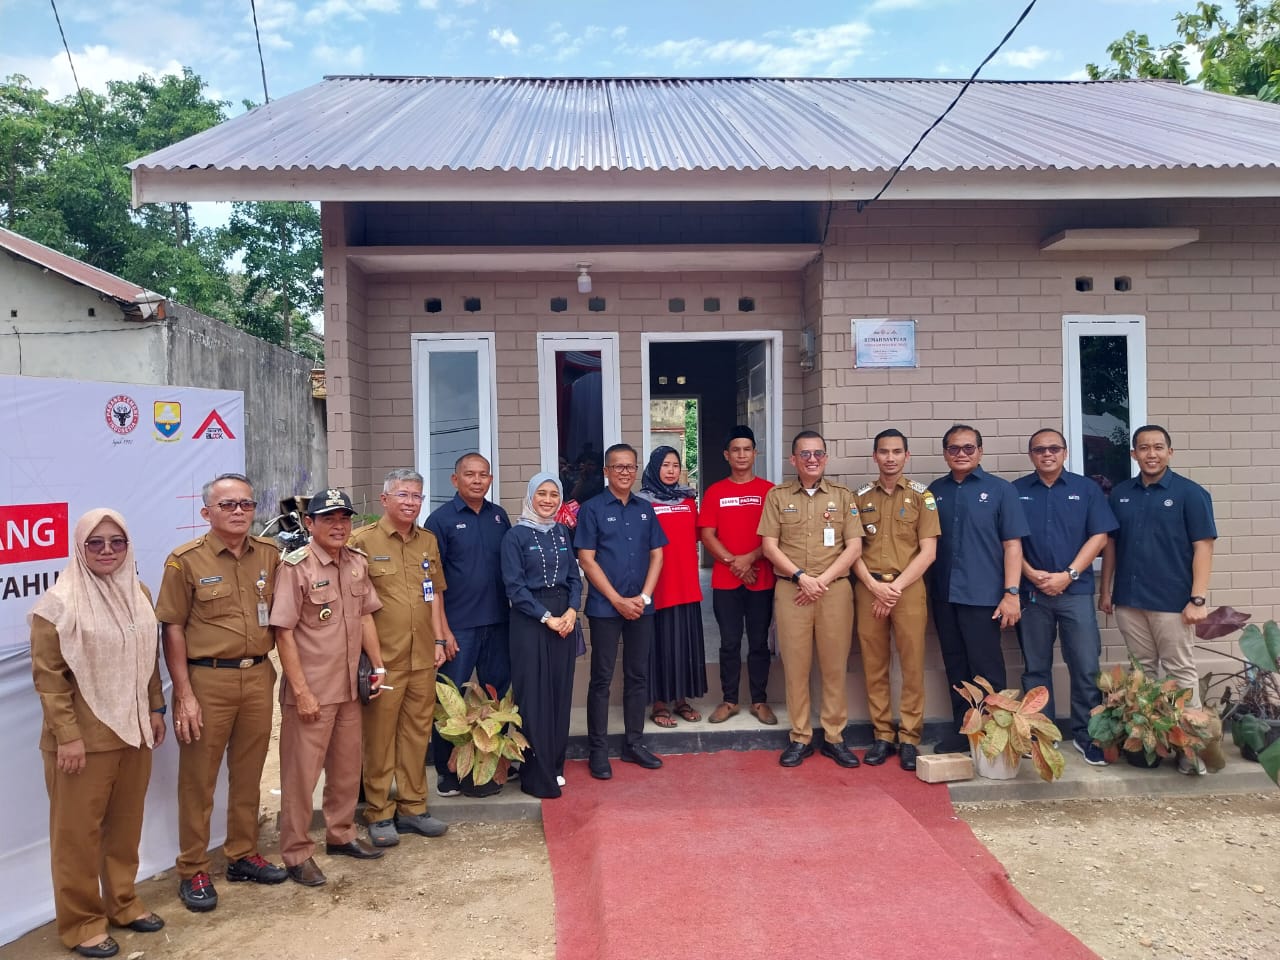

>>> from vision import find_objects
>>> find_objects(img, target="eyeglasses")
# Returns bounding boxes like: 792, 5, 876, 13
607, 464, 638, 473
1031, 445, 1065, 455
945, 444, 978, 456
388, 491, 425, 503
795, 450, 827, 462
214, 499, 258, 513
85, 536, 128, 554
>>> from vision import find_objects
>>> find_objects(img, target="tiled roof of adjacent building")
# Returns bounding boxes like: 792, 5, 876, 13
129, 76, 1280, 175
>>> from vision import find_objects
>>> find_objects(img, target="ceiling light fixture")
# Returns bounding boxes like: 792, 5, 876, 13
576, 262, 592, 294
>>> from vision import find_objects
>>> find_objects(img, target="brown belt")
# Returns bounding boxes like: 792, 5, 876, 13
188, 655, 267, 669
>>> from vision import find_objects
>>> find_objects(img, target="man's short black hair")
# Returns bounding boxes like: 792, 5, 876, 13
873, 428, 908, 453
942, 424, 983, 449
791, 430, 824, 453
723, 425, 756, 450
604, 442, 638, 464
1028, 428, 1067, 451
1131, 424, 1172, 449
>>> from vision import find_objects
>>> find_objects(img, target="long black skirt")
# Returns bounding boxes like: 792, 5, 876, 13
508, 585, 577, 799
648, 601, 708, 702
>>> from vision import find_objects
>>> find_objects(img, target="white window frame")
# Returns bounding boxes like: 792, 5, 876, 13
640, 331, 785, 483
410, 332, 499, 515
1062, 314, 1147, 480
537, 333, 621, 475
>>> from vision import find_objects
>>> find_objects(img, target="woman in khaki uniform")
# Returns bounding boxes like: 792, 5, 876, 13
29, 508, 167, 959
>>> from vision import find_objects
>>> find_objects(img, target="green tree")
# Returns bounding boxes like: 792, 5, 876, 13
1087, 1, 1280, 102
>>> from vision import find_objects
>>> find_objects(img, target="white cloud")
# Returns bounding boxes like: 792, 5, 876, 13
868, 0, 929, 10
303, 0, 400, 26
994, 45, 1054, 69
312, 42, 366, 69
642, 21, 874, 76
611, 26, 628, 40
0, 45, 186, 98
245, 0, 298, 51
418, 0, 439, 7
489, 27, 520, 50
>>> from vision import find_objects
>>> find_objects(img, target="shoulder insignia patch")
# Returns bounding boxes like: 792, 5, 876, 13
250, 534, 278, 548
282, 546, 310, 566
347, 544, 368, 558
909, 479, 927, 494
171, 538, 203, 557
352, 521, 377, 535
856, 482, 874, 496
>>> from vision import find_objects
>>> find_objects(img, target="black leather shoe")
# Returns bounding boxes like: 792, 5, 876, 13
620, 744, 663, 769
863, 739, 896, 766
123, 913, 164, 933
934, 733, 970, 754
779, 740, 815, 767
588, 754, 613, 779
178, 872, 218, 912
820, 739, 861, 768
226, 854, 288, 884
73, 937, 119, 958
325, 839, 384, 860
899, 743, 919, 771
286, 857, 327, 887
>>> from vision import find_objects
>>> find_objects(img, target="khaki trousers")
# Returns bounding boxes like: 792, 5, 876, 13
176, 659, 276, 877
278, 699, 362, 867
43, 746, 152, 948
854, 578, 928, 744
1114, 606, 1203, 707
774, 577, 854, 744
362, 664, 437, 822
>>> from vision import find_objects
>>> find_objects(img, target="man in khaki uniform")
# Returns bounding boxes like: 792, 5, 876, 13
271, 488, 386, 888
349, 468, 449, 847
851, 430, 940, 772
156, 472, 287, 913
759, 430, 864, 769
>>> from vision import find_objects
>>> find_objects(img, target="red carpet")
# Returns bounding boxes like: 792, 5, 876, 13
542, 750, 1097, 960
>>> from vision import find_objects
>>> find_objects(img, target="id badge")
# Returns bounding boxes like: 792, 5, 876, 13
823, 527, 836, 548
423, 579, 435, 603
257, 601, 270, 627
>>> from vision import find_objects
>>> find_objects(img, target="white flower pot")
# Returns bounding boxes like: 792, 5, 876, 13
971, 744, 1020, 780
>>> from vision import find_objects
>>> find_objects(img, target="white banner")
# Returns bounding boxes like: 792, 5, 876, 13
0, 374, 245, 945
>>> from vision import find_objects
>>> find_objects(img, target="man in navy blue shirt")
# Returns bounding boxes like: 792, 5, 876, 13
425, 453, 512, 795
575, 443, 668, 779
1100, 425, 1216, 775
928, 425, 1029, 753
1013, 429, 1118, 766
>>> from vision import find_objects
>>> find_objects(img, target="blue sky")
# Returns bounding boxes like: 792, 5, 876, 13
3, 0, 1195, 107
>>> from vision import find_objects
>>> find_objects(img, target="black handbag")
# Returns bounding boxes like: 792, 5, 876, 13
357, 651, 374, 704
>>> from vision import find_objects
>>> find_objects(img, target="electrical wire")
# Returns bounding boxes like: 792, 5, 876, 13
856, 0, 1041, 213
48, 0, 115, 192
250, 0, 272, 104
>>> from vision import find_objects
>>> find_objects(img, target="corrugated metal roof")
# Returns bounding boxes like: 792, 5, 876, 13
0, 226, 163, 312
129, 76, 1280, 176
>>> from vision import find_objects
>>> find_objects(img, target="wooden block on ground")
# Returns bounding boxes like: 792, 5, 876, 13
915, 752, 973, 783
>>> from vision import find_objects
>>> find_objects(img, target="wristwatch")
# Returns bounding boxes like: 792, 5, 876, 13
791, 569, 805, 583
1004, 586, 1020, 596
540, 611, 553, 624
640, 593, 652, 606
1189, 595, 1207, 607
1067, 567, 1080, 582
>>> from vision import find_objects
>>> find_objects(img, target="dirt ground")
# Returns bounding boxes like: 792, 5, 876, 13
7, 791, 1278, 960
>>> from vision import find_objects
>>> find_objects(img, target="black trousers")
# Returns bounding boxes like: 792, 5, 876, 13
508, 586, 576, 799
712, 585, 774, 704
929, 598, 1007, 731
587, 614, 653, 753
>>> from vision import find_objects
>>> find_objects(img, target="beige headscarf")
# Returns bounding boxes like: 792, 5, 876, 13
29, 508, 158, 748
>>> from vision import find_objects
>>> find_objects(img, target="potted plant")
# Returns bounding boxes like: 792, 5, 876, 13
954, 677, 1065, 782
1087, 658, 1214, 768
433, 677, 528, 797
1196, 609, 1280, 780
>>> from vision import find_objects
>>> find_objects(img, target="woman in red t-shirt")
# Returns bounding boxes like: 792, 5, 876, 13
637, 446, 707, 726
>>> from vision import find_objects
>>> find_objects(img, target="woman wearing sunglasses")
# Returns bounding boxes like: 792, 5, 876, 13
29, 509, 167, 958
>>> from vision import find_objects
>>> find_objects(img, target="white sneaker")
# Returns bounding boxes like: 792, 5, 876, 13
556, 775, 566, 787
1177, 754, 1207, 776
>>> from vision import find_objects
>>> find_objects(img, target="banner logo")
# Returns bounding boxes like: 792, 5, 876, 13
153, 401, 182, 441
105, 395, 140, 435
192, 409, 236, 440
0, 502, 69, 565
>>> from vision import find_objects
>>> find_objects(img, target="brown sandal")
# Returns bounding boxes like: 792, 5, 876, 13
650, 706, 677, 728
674, 701, 702, 723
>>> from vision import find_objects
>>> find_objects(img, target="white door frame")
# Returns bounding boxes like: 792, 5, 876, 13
536, 332, 621, 474
640, 331, 785, 482
1061, 314, 1147, 480
410, 332, 499, 514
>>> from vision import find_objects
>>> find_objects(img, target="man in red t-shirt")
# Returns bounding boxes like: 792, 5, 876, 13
698, 426, 778, 725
